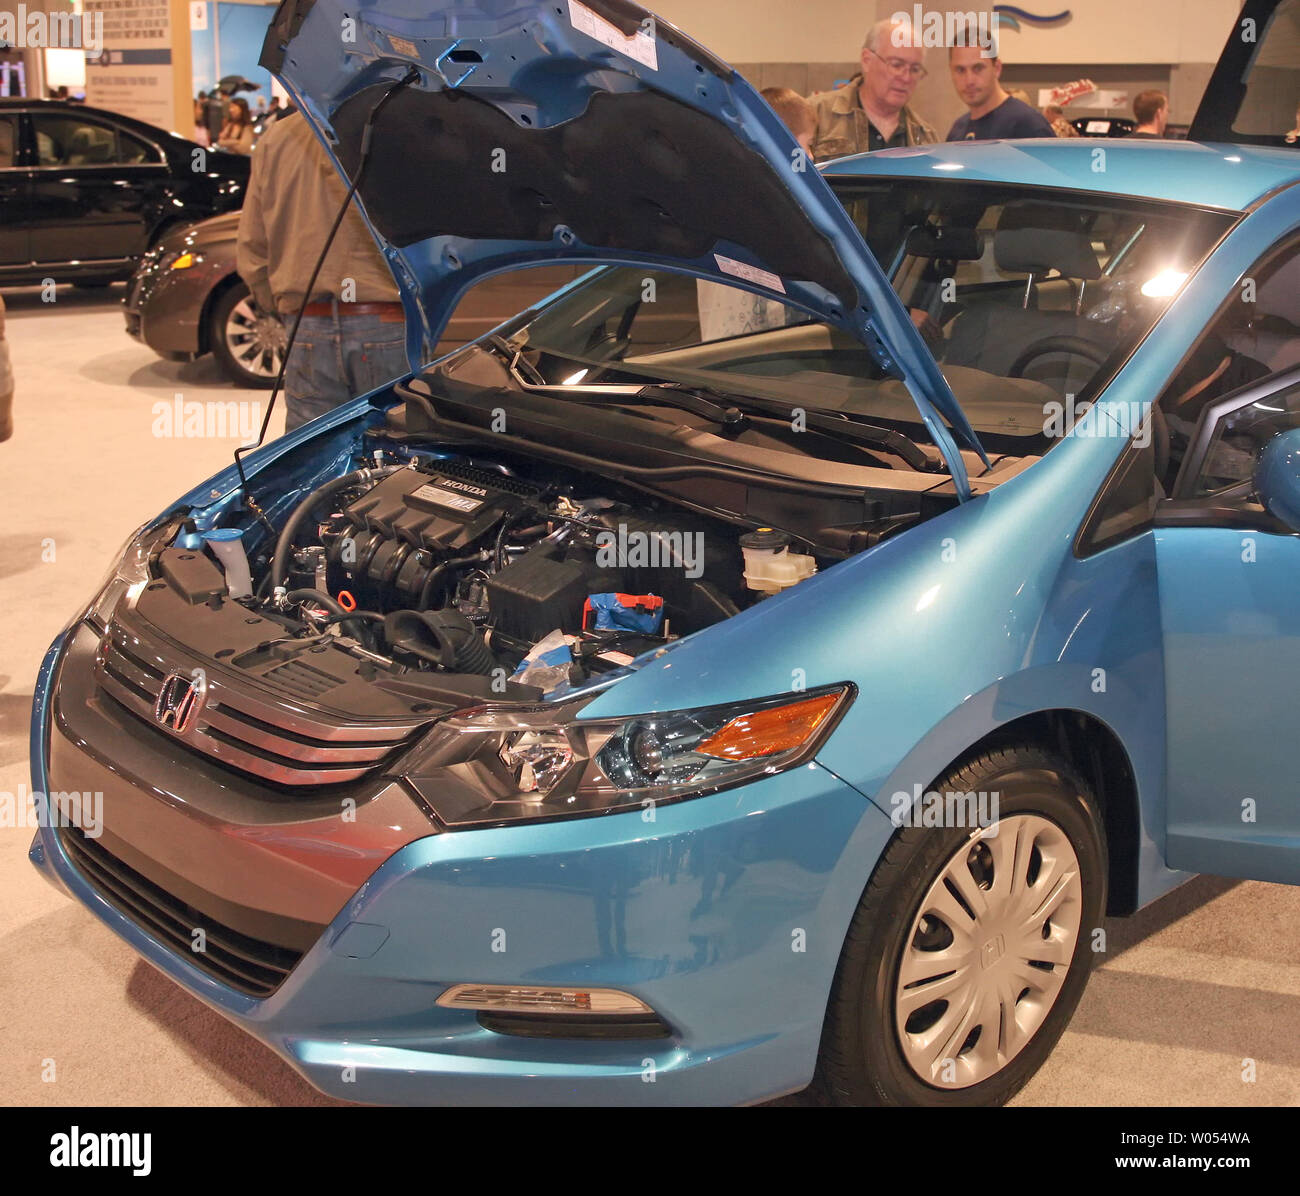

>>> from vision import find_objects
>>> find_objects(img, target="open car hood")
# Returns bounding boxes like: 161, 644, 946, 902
260, 0, 987, 495
1190, 0, 1300, 146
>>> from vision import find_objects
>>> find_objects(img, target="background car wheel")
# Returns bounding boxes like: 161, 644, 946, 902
209, 282, 285, 389
812, 744, 1107, 1107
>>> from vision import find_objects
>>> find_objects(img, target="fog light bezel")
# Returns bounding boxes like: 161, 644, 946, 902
435, 982, 655, 1016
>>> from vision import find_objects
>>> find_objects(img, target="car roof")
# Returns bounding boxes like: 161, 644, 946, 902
819, 138, 1300, 213
0, 97, 110, 111
0, 97, 183, 141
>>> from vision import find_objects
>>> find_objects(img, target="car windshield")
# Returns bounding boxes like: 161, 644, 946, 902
507, 180, 1235, 455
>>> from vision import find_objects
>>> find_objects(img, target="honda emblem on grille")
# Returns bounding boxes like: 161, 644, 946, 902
154, 671, 207, 734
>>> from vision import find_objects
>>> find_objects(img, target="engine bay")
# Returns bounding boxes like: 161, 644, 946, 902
303, 452, 753, 691
122, 348, 973, 729
130, 441, 893, 725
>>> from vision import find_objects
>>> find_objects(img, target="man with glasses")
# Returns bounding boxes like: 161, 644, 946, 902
808, 16, 937, 163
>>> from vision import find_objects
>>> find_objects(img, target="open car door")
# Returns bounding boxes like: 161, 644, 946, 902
1189, 0, 1300, 147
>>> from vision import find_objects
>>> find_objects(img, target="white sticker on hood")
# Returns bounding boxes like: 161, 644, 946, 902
568, 0, 658, 71
713, 254, 786, 294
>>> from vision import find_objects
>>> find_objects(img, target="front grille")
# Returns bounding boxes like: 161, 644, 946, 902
95, 623, 426, 787
60, 826, 307, 997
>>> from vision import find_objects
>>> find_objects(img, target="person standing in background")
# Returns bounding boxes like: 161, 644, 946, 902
236, 114, 409, 432
218, 97, 255, 155
761, 86, 817, 158
1043, 105, 1080, 137
946, 19, 1055, 140
807, 15, 937, 162
194, 92, 211, 146
203, 90, 225, 145
1130, 90, 1170, 139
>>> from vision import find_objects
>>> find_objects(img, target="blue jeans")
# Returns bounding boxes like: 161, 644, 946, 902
282, 307, 410, 432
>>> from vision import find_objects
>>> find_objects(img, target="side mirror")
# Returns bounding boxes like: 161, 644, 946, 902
1255, 426, 1300, 532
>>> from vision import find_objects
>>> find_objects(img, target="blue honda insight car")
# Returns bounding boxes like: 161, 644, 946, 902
30, 0, 1300, 1105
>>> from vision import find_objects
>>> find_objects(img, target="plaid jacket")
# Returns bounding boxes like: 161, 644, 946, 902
808, 76, 939, 162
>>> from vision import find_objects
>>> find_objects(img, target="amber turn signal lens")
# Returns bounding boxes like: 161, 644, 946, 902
696, 692, 841, 760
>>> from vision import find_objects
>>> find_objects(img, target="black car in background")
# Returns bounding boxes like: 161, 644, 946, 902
0, 99, 248, 287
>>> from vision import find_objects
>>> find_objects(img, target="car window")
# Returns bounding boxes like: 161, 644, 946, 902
511, 183, 1233, 459
118, 128, 160, 165
514, 266, 727, 358
0, 116, 17, 168
1156, 237, 1300, 491
31, 114, 127, 166
430, 264, 588, 355
1190, 379, 1300, 496
945, 209, 1135, 290
783, 182, 1227, 420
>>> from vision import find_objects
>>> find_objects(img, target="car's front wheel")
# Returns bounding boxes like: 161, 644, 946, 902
814, 744, 1106, 1106
209, 281, 285, 389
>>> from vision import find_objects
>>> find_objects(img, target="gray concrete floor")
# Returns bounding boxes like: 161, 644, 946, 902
2, 287, 1298, 1107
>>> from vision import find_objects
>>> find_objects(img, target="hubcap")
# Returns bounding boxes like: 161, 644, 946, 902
894, 814, 1083, 1090
224, 295, 286, 379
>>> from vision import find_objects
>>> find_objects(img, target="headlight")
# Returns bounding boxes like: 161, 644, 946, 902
404, 684, 853, 827
84, 520, 171, 631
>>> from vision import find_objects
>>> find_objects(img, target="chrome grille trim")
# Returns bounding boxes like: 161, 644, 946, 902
95, 620, 428, 787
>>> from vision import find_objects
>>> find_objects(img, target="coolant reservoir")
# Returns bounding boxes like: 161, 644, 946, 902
739, 528, 816, 595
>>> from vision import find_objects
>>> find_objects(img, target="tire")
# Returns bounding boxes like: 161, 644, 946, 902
812, 744, 1107, 1107
209, 281, 284, 389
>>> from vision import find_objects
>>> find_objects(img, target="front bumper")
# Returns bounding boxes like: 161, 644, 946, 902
125, 251, 220, 360
31, 628, 892, 1106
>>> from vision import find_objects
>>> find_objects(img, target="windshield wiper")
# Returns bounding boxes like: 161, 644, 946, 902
486, 335, 945, 472
648, 383, 940, 472
484, 334, 546, 385
518, 380, 749, 431
636, 385, 747, 428
526, 378, 940, 472
778, 404, 938, 472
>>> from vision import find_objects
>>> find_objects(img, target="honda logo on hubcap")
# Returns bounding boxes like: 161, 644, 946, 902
154, 671, 207, 734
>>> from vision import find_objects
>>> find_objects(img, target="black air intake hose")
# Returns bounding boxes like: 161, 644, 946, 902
383, 609, 495, 674
270, 465, 401, 590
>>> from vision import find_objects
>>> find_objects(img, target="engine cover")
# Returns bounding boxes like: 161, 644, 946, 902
327, 461, 542, 601
348, 462, 539, 550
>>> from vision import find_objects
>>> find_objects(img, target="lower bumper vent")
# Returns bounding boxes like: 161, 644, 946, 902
60, 825, 309, 998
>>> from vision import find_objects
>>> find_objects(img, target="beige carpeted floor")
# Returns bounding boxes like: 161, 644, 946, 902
2, 288, 1298, 1107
